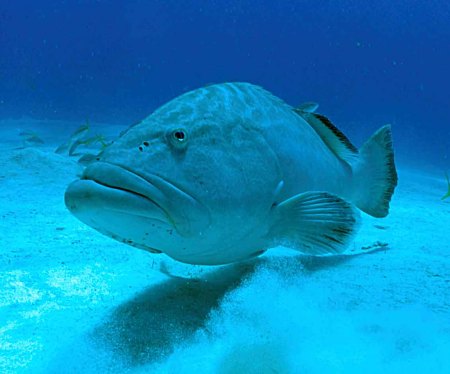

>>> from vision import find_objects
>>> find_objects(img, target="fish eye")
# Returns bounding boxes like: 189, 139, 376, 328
169, 128, 188, 149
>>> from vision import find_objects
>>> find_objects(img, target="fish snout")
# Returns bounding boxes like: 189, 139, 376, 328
68, 162, 211, 237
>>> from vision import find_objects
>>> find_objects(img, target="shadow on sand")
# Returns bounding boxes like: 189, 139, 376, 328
90, 259, 264, 367
87, 247, 387, 368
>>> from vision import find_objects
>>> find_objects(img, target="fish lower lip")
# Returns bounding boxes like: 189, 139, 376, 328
65, 177, 172, 253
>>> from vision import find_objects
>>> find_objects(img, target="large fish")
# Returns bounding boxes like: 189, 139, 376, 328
65, 83, 397, 265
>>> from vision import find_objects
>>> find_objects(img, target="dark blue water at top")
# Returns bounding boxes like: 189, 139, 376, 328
1, 1, 449, 169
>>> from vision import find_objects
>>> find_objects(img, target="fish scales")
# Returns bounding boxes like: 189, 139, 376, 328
65, 82, 397, 265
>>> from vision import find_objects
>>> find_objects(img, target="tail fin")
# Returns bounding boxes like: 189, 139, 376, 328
352, 125, 398, 217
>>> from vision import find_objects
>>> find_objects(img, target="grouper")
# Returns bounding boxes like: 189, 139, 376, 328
65, 82, 397, 265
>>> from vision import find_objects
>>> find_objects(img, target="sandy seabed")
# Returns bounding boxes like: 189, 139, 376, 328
0, 119, 449, 373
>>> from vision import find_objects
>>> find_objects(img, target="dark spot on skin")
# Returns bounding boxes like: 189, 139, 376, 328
143, 141, 149, 147
138, 146, 143, 152
174, 131, 185, 140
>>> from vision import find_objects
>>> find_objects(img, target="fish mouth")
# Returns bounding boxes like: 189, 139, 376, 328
65, 162, 210, 238
80, 162, 172, 222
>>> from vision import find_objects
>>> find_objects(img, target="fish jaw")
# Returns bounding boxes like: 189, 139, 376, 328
64, 162, 211, 254
65, 179, 173, 251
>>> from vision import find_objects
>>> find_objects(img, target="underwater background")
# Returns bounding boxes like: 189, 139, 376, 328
1, 1, 449, 169
1, 1, 450, 373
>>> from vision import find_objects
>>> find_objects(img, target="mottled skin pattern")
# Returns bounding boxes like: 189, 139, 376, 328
111, 82, 351, 202
66, 83, 359, 265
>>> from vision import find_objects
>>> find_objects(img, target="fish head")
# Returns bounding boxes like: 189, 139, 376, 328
65, 85, 281, 264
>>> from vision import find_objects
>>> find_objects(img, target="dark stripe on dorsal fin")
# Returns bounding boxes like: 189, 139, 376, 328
293, 108, 358, 164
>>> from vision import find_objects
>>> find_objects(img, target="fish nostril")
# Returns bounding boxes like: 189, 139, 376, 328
138, 141, 150, 151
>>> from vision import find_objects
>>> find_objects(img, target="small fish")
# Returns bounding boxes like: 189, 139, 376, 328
77, 153, 99, 166
19, 130, 44, 146
442, 173, 450, 200
68, 139, 84, 156
72, 120, 90, 138
83, 134, 109, 148
54, 141, 70, 154
55, 121, 90, 154
19, 130, 36, 137
69, 134, 110, 156
65, 83, 398, 266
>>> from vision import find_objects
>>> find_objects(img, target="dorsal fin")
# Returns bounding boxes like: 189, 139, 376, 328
297, 101, 319, 113
294, 108, 358, 164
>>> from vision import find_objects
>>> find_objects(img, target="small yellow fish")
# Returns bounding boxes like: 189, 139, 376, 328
19, 130, 44, 145
72, 120, 90, 137
442, 173, 450, 200
77, 153, 99, 166
55, 120, 90, 154
69, 134, 108, 156
80, 134, 106, 146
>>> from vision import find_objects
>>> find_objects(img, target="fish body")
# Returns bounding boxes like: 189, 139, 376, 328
65, 83, 397, 265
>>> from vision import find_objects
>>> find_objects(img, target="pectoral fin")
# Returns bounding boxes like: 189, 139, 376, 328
269, 192, 360, 255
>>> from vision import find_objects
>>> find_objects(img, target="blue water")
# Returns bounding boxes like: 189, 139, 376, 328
1, 1, 449, 373
1, 1, 449, 168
